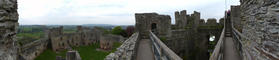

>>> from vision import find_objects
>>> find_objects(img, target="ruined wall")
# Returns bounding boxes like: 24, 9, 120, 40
19, 38, 48, 60
105, 33, 139, 60
48, 26, 102, 51
100, 34, 124, 50
135, 13, 171, 39
47, 26, 115, 52
0, 0, 19, 60
167, 10, 223, 60
240, 0, 279, 60
66, 51, 81, 60
48, 26, 66, 51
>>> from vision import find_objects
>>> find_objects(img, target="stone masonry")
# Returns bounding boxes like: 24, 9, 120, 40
66, 51, 81, 60
175, 10, 188, 29
0, 0, 19, 60
230, 5, 242, 32
240, 0, 279, 60
167, 10, 223, 60
18, 38, 48, 60
105, 33, 139, 60
48, 26, 102, 51
135, 13, 171, 39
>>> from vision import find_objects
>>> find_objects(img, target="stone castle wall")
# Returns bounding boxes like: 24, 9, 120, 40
48, 26, 102, 51
0, 0, 19, 60
19, 38, 48, 60
105, 33, 139, 60
167, 10, 223, 60
240, 0, 279, 60
230, 5, 242, 32
135, 13, 171, 39
175, 10, 188, 29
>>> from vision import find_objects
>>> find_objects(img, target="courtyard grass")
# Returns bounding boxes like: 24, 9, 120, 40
73, 44, 109, 60
73, 42, 121, 60
35, 42, 122, 60
35, 49, 68, 60
34, 49, 57, 60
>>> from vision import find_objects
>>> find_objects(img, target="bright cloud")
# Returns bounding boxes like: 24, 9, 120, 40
18, 0, 240, 25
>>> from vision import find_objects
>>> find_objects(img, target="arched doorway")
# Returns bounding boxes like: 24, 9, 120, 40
151, 23, 158, 35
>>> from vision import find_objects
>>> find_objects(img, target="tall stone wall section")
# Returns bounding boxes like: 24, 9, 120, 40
175, 10, 188, 29
240, 0, 279, 60
191, 11, 201, 31
0, 0, 19, 60
135, 13, 171, 39
166, 10, 223, 60
231, 5, 242, 32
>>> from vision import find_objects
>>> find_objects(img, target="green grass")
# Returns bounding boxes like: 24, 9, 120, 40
73, 44, 109, 60
22, 27, 32, 32
35, 49, 68, 60
35, 42, 122, 60
35, 49, 58, 60
159, 37, 167, 41
63, 29, 76, 33
112, 42, 122, 52
17, 32, 45, 45
73, 42, 121, 60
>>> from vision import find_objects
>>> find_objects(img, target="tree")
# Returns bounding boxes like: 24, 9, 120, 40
111, 26, 127, 37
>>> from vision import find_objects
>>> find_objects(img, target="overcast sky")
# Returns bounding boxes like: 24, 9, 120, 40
18, 0, 240, 25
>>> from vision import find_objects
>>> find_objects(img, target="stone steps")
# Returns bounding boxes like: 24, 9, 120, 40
225, 32, 232, 37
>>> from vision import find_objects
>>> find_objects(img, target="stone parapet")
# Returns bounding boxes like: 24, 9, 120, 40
105, 33, 139, 60
19, 38, 48, 60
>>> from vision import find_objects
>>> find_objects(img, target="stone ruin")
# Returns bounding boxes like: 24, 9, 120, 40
48, 26, 102, 51
65, 51, 81, 60
174, 10, 201, 30
56, 51, 81, 60
14, 25, 124, 60
18, 38, 48, 60
134, 10, 224, 60
100, 34, 124, 50
135, 13, 171, 39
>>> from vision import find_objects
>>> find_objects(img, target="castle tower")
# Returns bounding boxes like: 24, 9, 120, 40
175, 10, 188, 29
191, 11, 201, 30
135, 13, 171, 39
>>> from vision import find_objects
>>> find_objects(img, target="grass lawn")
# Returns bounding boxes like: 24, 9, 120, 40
73, 42, 121, 60
35, 42, 122, 60
35, 49, 56, 60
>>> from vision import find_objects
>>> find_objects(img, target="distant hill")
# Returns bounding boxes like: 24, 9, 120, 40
19, 24, 134, 30
82, 24, 113, 27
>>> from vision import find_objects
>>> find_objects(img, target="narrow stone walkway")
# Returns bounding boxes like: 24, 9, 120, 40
136, 39, 155, 60
224, 37, 241, 60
